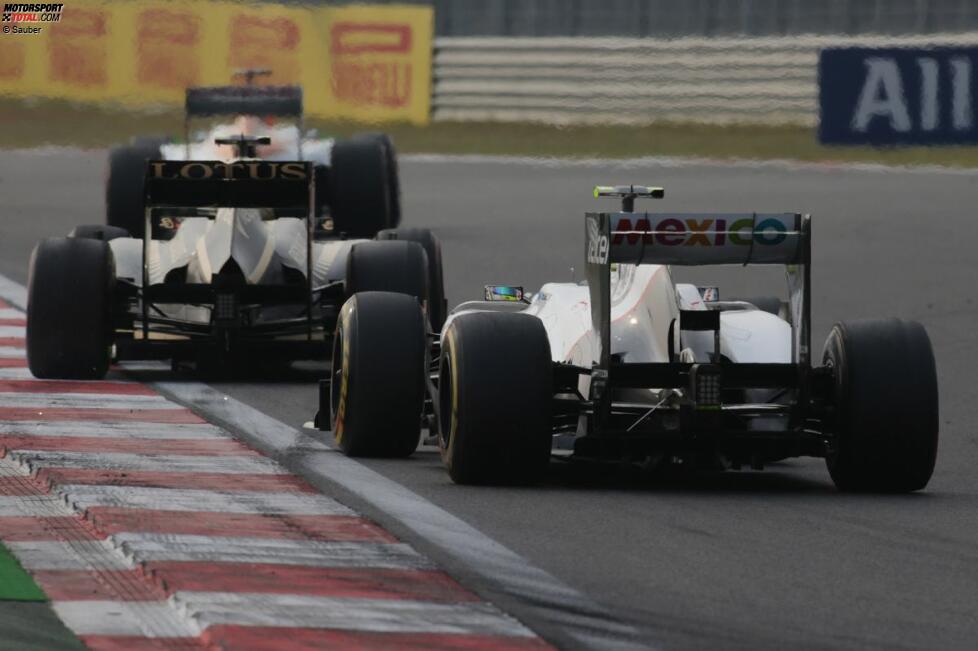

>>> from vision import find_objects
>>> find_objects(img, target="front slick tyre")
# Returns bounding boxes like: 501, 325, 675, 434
440, 312, 553, 485
27, 237, 115, 379
330, 292, 426, 457
823, 319, 939, 492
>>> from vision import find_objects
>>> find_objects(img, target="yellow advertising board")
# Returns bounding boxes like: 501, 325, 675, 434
0, 1, 433, 124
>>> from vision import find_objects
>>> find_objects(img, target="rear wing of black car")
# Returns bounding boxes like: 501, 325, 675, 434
584, 188, 813, 432
144, 160, 312, 210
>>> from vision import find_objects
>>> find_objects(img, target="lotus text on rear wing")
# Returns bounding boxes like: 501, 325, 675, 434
148, 161, 309, 181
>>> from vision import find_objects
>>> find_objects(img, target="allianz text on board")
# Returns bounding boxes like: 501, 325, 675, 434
819, 47, 978, 145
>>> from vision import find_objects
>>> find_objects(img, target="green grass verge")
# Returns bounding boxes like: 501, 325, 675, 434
5, 98, 978, 167
0, 543, 45, 602
0, 544, 92, 650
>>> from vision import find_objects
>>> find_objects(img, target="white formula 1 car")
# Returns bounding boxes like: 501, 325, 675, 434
319, 185, 939, 493
106, 71, 400, 240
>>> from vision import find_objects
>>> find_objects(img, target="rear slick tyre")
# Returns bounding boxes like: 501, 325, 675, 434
106, 138, 165, 238
330, 292, 426, 457
345, 240, 429, 306
376, 228, 446, 332
439, 312, 553, 485
328, 137, 391, 238
356, 133, 401, 228
27, 237, 115, 379
823, 319, 939, 492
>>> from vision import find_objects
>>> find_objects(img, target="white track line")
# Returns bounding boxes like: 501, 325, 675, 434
11, 145, 978, 176
8, 539, 132, 570
0, 275, 26, 310
0, 392, 180, 410
0, 308, 23, 320
401, 152, 978, 176
53, 601, 200, 638
0, 347, 25, 358
10, 450, 282, 474
0, 420, 227, 439
176, 591, 534, 637
0, 368, 32, 379
0, 494, 68, 517
0, 325, 24, 337
111, 534, 432, 569
61, 485, 355, 516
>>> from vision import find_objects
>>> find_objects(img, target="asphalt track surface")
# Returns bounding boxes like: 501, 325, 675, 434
2, 148, 978, 650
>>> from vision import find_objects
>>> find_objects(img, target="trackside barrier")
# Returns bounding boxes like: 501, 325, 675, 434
0, 1, 433, 124
820, 47, 978, 145
7, 12, 978, 130
432, 33, 978, 126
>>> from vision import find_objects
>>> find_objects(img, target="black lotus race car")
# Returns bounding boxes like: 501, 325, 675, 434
26, 134, 446, 379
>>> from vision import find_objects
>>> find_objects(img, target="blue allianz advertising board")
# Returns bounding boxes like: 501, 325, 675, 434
819, 47, 978, 145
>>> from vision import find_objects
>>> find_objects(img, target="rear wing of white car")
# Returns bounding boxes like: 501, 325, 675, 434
584, 187, 813, 431
184, 85, 304, 118
601, 212, 807, 266
182, 83, 304, 158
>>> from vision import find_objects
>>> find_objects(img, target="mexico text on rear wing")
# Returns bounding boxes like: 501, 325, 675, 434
584, 200, 813, 430
599, 212, 807, 266
588, 184, 806, 265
